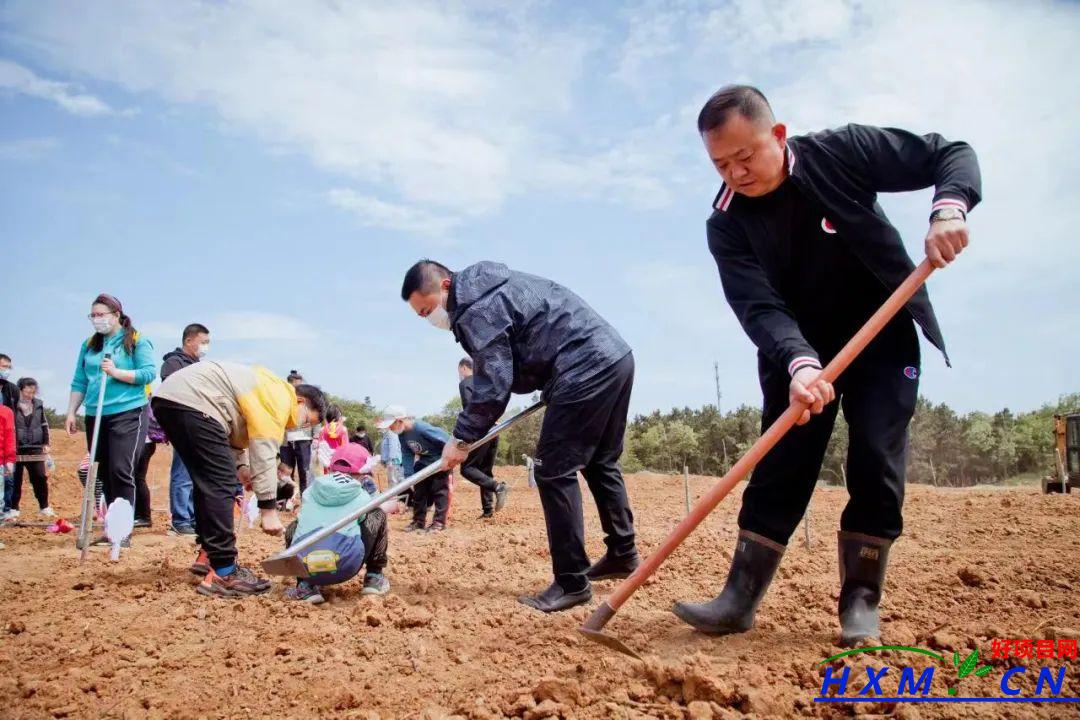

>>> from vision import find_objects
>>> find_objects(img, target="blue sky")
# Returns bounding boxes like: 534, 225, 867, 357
1, 0, 1077, 419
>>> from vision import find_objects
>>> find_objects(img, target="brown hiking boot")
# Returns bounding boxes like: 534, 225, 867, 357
196, 566, 272, 598
190, 548, 210, 577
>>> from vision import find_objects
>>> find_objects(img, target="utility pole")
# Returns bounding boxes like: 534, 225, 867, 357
714, 361, 722, 414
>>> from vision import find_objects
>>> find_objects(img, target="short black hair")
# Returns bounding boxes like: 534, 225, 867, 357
458, 357, 473, 371
0, 354, 10, 363
401, 259, 451, 301
325, 404, 342, 423
354, 422, 366, 432
287, 369, 304, 383
697, 85, 775, 134
182, 323, 210, 342
294, 383, 327, 422
17, 377, 37, 391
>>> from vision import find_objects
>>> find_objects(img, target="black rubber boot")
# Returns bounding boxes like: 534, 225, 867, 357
672, 530, 784, 634
585, 551, 640, 581
518, 581, 592, 613
838, 531, 892, 646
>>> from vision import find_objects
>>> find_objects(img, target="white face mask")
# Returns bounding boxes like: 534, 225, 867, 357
91, 316, 115, 334
426, 304, 451, 331
197, 343, 209, 358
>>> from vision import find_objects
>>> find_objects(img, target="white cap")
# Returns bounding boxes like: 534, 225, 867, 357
375, 404, 408, 430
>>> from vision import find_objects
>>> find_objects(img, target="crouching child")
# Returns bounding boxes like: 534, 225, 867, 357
283, 442, 391, 604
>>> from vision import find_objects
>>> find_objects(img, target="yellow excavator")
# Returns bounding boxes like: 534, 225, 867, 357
1043, 412, 1080, 494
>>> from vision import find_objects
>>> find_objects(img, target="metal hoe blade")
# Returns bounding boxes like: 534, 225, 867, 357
261, 552, 309, 578
577, 601, 641, 659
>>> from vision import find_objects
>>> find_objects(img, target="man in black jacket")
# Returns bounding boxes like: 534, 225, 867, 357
401, 260, 640, 612
160, 323, 210, 535
673, 85, 980, 645
457, 357, 509, 518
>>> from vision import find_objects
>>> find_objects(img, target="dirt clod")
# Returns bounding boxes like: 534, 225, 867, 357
396, 605, 434, 628
957, 566, 986, 587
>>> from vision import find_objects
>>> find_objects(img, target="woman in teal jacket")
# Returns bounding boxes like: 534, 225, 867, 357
65, 294, 156, 538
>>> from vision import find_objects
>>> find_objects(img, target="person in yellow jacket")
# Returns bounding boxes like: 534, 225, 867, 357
153, 361, 327, 597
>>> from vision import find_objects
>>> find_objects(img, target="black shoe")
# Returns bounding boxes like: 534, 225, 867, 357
518, 581, 592, 613
170, 524, 197, 536
480, 510, 494, 519
494, 482, 510, 511
404, 521, 424, 533
133, 519, 152, 529
838, 531, 892, 646
672, 530, 784, 634
585, 551, 641, 581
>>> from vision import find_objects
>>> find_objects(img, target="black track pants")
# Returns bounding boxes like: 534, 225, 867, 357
534, 352, 638, 593
738, 322, 920, 545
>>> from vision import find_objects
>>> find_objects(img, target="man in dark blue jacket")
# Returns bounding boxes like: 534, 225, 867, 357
673, 85, 981, 645
401, 260, 640, 612
376, 405, 452, 533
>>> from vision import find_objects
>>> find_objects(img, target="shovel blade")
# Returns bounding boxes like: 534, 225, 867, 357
262, 550, 309, 578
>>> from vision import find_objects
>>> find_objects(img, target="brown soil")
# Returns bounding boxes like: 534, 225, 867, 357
1, 433, 1078, 719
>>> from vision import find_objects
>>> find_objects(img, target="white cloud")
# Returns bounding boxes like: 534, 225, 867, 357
213, 312, 318, 342
0, 136, 59, 160
327, 189, 459, 236
0, 1, 683, 232
0, 58, 114, 116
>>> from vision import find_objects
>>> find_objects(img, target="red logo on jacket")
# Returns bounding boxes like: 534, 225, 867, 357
821, 217, 837, 234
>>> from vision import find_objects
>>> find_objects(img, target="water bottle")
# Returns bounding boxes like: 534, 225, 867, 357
46, 456, 56, 472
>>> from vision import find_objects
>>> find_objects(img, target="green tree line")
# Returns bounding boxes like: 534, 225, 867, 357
418, 391, 1079, 487
48, 390, 1076, 486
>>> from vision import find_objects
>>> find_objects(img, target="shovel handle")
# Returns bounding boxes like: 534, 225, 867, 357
78, 353, 112, 562
598, 259, 934, 615
263, 401, 545, 570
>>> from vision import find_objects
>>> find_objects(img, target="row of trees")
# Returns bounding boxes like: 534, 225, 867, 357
418, 391, 1078, 487
52, 388, 1067, 488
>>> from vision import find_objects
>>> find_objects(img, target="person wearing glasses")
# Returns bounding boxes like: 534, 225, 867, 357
66, 293, 157, 547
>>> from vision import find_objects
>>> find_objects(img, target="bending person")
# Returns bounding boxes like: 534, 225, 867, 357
401, 260, 639, 612
153, 361, 326, 597
457, 357, 508, 518
675, 85, 980, 645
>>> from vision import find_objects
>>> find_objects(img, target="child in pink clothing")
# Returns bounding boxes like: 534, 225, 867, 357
319, 405, 349, 451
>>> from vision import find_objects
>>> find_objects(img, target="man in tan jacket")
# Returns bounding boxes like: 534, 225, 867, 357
154, 361, 326, 597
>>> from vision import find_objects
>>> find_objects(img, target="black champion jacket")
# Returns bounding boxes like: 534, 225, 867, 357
447, 261, 631, 442
707, 123, 981, 375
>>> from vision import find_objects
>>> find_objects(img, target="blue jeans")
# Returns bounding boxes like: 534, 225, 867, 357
2, 468, 12, 511
169, 449, 195, 529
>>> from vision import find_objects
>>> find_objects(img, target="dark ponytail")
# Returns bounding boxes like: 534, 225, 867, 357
88, 293, 138, 355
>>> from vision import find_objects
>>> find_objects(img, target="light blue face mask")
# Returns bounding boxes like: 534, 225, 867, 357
0, 369, 9, 380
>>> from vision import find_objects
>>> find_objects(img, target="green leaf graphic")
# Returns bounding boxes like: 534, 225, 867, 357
974, 665, 993, 678
948, 687, 958, 696
953, 651, 960, 666
958, 650, 980, 678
